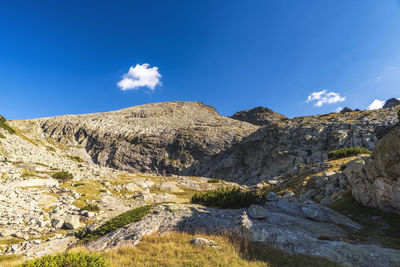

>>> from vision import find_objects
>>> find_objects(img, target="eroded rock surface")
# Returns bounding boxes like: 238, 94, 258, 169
344, 123, 400, 213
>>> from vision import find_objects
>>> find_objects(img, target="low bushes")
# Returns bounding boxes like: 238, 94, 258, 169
0, 115, 16, 134
76, 205, 151, 242
81, 204, 100, 212
20, 252, 108, 267
207, 178, 220, 183
52, 171, 74, 182
328, 147, 371, 160
191, 187, 261, 209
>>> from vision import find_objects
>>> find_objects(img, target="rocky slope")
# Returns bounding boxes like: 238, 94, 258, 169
189, 107, 400, 184
344, 122, 400, 214
10, 102, 258, 175
11, 102, 400, 186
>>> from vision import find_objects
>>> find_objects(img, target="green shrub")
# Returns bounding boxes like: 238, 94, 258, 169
99, 189, 107, 193
20, 252, 108, 267
76, 205, 151, 242
191, 187, 261, 209
207, 178, 220, 183
0, 133, 5, 139
72, 182, 85, 187
328, 147, 371, 160
0, 115, 16, 134
52, 171, 74, 182
81, 204, 100, 212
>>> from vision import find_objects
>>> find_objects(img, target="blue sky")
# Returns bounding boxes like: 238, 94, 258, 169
1, 0, 400, 119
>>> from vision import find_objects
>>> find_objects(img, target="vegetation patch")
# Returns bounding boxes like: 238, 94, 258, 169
191, 187, 261, 209
207, 178, 220, 183
328, 147, 371, 160
19, 252, 108, 267
76, 205, 152, 242
81, 204, 100, 212
71, 232, 339, 267
0, 133, 5, 139
52, 171, 74, 182
68, 155, 83, 163
0, 115, 16, 134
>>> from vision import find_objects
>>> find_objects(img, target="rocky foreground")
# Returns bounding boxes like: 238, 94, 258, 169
1, 101, 400, 266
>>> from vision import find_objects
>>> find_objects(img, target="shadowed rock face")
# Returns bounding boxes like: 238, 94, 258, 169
383, 98, 400, 109
14, 102, 258, 175
344, 123, 400, 213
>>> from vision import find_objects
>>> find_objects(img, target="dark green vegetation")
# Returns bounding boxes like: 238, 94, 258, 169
0, 133, 5, 139
207, 178, 220, 183
191, 187, 261, 209
328, 147, 371, 160
52, 171, 74, 182
76, 205, 152, 242
69, 155, 83, 163
81, 204, 100, 212
0, 115, 16, 134
330, 192, 400, 250
20, 252, 108, 267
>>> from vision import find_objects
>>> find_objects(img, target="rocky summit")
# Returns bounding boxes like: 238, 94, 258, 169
1, 100, 400, 266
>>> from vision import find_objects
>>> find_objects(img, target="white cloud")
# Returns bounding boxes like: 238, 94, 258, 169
368, 99, 385, 110
336, 107, 343, 113
117, 63, 161, 91
306, 90, 346, 107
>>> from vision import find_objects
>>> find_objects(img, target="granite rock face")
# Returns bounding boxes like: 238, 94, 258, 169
188, 107, 400, 184
86, 202, 400, 267
11, 102, 258, 176
344, 124, 400, 213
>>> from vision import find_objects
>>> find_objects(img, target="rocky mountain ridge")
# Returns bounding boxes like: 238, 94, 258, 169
10, 101, 400, 186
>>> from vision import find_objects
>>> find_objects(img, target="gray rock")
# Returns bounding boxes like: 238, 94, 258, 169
266, 192, 279, 202
63, 215, 80, 230
191, 238, 220, 249
248, 204, 268, 219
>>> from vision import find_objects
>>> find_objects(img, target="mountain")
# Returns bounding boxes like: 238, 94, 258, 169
2, 100, 400, 266
11, 101, 258, 175
231, 106, 287, 126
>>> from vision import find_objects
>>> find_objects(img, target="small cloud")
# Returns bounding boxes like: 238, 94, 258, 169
336, 107, 343, 113
368, 99, 385, 110
306, 90, 346, 107
117, 63, 161, 91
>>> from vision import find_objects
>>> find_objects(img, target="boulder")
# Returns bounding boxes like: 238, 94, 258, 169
191, 238, 220, 249
248, 204, 268, 219
63, 215, 80, 230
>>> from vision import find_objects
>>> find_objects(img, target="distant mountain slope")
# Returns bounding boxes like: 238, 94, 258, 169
231, 106, 287, 126
11, 101, 258, 175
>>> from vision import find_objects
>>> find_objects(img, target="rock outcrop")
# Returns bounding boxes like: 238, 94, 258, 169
231, 106, 287, 126
344, 123, 400, 213
383, 98, 400, 109
188, 107, 400, 184
86, 202, 400, 267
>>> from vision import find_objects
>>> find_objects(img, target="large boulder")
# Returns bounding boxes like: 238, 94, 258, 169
344, 124, 400, 213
